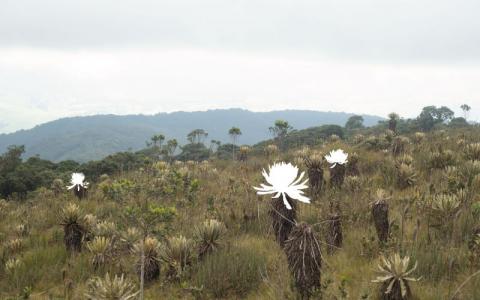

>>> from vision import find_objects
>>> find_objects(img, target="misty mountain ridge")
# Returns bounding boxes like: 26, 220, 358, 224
0, 108, 383, 162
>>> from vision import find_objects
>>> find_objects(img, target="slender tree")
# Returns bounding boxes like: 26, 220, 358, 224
345, 115, 364, 131
165, 139, 178, 160
124, 199, 175, 300
269, 120, 293, 150
187, 129, 208, 144
388, 113, 400, 133
228, 127, 242, 160
461, 104, 471, 120
150, 134, 165, 148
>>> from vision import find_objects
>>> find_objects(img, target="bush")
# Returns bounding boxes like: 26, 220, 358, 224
193, 240, 266, 298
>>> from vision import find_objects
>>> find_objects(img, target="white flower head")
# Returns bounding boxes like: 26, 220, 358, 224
67, 173, 89, 191
253, 162, 310, 210
325, 149, 348, 168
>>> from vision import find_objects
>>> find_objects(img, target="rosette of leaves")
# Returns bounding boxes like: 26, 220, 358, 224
428, 150, 455, 169
396, 163, 417, 189
159, 235, 194, 279
443, 166, 465, 192
371, 189, 390, 243
372, 253, 420, 300
464, 143, 480, 161
60, 202, 84, 252
303, 152, 325, 196
392, 136, 410, 156
87, 236, 112, 270
194, 219, 226, 259
412, 132, 425, 144
120, 227, 141, 251
132, 237, 161, 282
429, 193, 461, 237
85, 273, 139, 300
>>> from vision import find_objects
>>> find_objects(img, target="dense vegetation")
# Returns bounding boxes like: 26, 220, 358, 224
0, 105, 479, 299
0, 109, 382, 162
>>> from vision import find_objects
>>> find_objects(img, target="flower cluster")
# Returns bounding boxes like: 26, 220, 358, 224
254, 162, 310, 210
325, 149, 348, 168
67, 173, 89, 191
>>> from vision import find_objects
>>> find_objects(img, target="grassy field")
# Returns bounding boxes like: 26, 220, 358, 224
1, 128, 480, 299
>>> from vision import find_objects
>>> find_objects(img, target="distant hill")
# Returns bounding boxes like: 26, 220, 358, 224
0, 109, 383, 162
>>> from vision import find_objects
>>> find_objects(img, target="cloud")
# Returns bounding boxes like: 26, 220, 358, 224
1, 0, 480, 62
0, 47, 478, 133
0, 0, 479, 133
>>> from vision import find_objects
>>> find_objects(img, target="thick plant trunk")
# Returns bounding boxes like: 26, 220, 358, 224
326, 213, 343, 254
372, 201, 389, 243
140, 237, 145, 300
73, 185, 87, 199
269, 196, 297, 248
284, 223, 322, 299
64, 223, 83, 252
307, 167, 325, 197
330, 165, 346, 188
380, 281, 411, 300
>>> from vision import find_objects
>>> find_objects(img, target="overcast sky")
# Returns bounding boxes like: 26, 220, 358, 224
1, 0, 479, 133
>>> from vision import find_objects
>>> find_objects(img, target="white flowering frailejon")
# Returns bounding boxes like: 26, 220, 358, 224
254, 162, 310, 210
67, 173, 89, 191
325, 149, 348, 168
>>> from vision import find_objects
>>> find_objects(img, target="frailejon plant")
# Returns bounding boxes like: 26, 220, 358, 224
120, 227, 141, 251
51, 178, 64, 196
67, 173, 89, 199
372, 253, 420, 300
4, 258, 23, 277
14, 223, 29, 237
83, 214, 98, 242
5, 238, 24, 255
304, 153, 325, 196
396, 163, 417, 189
372, 189, 390, 244
392, 136, 410, 156
87, 236, 112, 270
396, 154, 413, 166
264, 144, 278, 159
284, 223, 323, 299
132, 237, 161, 282
326, 213, 342, 254
464, 143, 480, 161
238, 146, 250, 162
60, 202, 84, 252
254, 162, 310, 247
194, 219, 226, 259
344, 176, 361, 193
443, 166, 464, 192
94, 221, 117, 240
124, 202, 176, 299
412, 132, 425, 145
325, 149, 348, 188
159, 235, 194, 279
85, 273, 139, 300
428, 150, 455, 169
429, 193, 461, 238
352, 134, 365, 144
346, 152, 360, 176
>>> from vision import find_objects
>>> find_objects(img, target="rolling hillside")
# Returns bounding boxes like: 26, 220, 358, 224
0, 109, 382, 162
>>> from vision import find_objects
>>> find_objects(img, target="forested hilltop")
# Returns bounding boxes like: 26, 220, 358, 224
0, 109, 382, 162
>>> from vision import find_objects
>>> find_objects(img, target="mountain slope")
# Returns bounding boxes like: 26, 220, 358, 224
0, 109, 383, 162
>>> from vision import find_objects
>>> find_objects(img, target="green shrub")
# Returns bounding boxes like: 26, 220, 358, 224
193, 241, 266, 298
